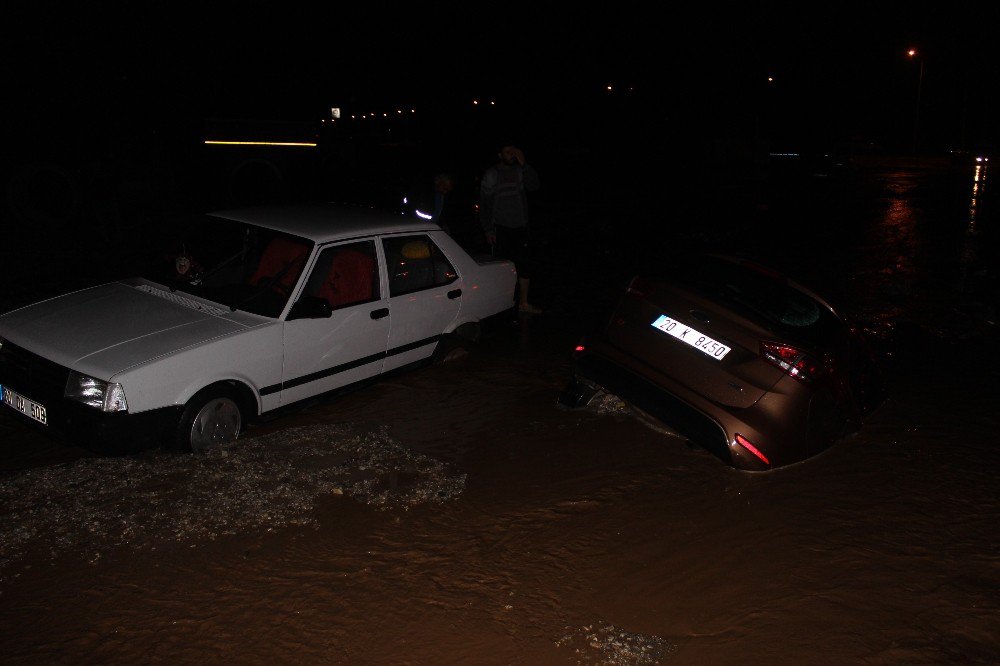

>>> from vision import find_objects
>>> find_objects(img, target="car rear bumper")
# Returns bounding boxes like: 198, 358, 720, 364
564, 337, 843, 470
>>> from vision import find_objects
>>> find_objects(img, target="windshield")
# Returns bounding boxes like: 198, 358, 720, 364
142, 215, 314, 318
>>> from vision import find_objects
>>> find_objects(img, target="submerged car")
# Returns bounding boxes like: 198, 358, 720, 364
559, 254, 885, 471
0, 203, 516, 453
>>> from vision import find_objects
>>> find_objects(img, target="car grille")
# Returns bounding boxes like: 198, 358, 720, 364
0, 340, 70, 403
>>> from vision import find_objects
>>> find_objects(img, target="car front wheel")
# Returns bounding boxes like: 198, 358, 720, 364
174, 386, 244, 454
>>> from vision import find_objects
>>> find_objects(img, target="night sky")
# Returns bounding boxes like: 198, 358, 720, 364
5, 3, 1000, 172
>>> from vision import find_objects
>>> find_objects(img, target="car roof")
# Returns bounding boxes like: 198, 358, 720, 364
208, 202, 439, 243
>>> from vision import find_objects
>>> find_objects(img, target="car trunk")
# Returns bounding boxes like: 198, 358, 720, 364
603, 281, 789, 409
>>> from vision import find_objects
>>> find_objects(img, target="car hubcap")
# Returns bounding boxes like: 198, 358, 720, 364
190, 397, 241, 453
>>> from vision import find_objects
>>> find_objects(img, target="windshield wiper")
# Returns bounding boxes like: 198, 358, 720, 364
189, 247, 248, 287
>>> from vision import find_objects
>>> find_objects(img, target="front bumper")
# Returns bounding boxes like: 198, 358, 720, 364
0, 340, 179, 452
1, 388, 181, 453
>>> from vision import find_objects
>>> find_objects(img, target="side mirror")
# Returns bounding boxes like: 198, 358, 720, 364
287, 296, 333, 320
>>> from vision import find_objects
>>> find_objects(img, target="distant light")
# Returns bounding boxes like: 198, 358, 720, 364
204, 140, 317, 147
383, 113, 387, 117
397, 109, 402, 114
768, 76, 774, 82
490, 100, 495, 105
574, 345, 585, 352
473, 99, 479, 105
411, 108, 416, 113
606, 85, 612, 91
414, 209, 433, 220
907, 49, 917, 57
977, 156, 984, 162
330, 107, 341, 119
351, 115, 356, 119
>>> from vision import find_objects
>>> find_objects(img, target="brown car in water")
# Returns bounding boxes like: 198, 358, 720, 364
559, 254, 885, 471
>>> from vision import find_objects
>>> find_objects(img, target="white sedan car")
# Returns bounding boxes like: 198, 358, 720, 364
0, 203, 516, 452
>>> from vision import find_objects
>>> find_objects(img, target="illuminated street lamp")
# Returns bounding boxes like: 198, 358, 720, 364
908, 48, 924, 154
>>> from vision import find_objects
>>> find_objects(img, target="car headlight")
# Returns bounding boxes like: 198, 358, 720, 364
65, 371, 129, 412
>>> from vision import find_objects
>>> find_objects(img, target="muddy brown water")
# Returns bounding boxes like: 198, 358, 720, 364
1, 166, 998, 664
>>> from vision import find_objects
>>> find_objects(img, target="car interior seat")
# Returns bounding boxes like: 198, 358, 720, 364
248, 236, 311, 293
317, 248, 376, 308
391, 240, 434, 293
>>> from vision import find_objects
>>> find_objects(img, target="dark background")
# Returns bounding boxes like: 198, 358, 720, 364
3, 2, 999, 250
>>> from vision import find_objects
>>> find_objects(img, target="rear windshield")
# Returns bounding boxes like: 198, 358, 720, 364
662, 256, 841, 341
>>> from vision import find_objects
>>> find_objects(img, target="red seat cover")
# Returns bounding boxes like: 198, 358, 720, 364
249, 236, 311, 293
318, 249, 375, 307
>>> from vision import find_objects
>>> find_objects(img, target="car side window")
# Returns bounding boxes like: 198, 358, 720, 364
301, 240, 379, 309
383, 235, 458, 297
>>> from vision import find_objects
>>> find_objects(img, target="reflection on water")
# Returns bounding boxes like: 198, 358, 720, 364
960, 164, 988, 294
829, 165, 997, 338
879, 180, 919, 285
969, 163, 986, 230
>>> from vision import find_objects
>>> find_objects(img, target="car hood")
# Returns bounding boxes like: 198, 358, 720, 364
0, 281, 251, 378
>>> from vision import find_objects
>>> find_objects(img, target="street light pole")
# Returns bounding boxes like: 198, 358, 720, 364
908, 49, 924, 155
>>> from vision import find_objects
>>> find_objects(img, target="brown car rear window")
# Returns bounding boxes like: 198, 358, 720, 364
665, 257, 840, 339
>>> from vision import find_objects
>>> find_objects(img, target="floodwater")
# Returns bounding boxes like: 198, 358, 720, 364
1, 162, 998, 664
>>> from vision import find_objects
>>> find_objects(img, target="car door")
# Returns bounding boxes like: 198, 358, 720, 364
279, 239, 390, 406
381, 234, 462, 372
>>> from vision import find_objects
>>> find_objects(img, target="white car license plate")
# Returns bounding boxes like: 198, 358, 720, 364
0, 385, 48, 425
651, 315, 731, 360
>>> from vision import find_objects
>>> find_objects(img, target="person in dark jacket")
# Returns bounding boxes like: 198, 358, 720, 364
479, 143, 542, 314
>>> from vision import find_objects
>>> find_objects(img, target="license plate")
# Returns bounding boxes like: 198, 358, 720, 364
651, 315, 731, 360
0, 384, 48, 425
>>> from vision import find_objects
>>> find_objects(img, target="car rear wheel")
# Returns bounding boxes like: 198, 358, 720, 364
557, 378, 600, 408
175, 386, 244, 454
433, 323, 481, 363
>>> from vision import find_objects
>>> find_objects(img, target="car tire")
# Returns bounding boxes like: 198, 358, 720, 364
433, 323, 480, 363
557, 378, 600, 408
173, 385, 244, 454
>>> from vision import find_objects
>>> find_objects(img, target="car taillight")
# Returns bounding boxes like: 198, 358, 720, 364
760, 341, 828, 383
735, 433, 770, 466
625, 276, 654, 299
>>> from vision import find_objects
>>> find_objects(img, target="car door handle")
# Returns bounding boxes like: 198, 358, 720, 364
370, 308, 389, 320
447, 289, 462, 300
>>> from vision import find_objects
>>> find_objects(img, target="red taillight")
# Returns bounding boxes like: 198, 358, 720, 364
760, 341, 827, 383
625, 276, 654, 299
735, 433, 770, 465
574, 345, 586, 353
